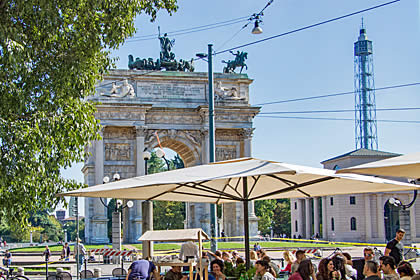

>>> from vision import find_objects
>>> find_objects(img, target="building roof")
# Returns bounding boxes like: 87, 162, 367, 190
321, 148, 400, 164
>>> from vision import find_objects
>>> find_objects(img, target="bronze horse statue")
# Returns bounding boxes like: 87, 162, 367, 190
222, 51, 248, 73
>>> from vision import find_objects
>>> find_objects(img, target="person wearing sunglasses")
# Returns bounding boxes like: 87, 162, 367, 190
352, 247, 375, 280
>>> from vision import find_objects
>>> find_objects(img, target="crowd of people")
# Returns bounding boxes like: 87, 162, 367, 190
286, 229, 419, 280
124, 228, 418, 280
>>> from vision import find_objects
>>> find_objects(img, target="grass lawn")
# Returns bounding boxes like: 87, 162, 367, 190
11, 240, 341, 252
10, 267, 70, 272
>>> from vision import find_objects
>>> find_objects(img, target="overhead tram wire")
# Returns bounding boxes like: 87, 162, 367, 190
98, 0, 402, 90
126, 17, 249, 43
259, 107, 420, 115
252, 82, 420, 106
256, 115, 420, 124
214, 0, 400, 56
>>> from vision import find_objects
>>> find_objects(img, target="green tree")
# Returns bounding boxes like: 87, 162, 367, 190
0, 0, 177, 228
255, 200, 277, 235
153, 200, 185, 230
147, 152, 166, 174
272, 199, 291, 237
107, 198, 118, 240
63, 218, 85, 242
171, 154, 184, 169
28, 210, 63, 242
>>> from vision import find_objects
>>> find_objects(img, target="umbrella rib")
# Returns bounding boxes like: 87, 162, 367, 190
225, 179, 244, 198
172, 190, 242, 201
191, 182, 242, 200
168, 181, 242, 201
251, 176, 334, 200
248, 176, 261, 198
234, 178, 242, 192
266, 174, 297, 187
217, 179, 232, 204
146, 180, 240, 201
146, 183, 187, 201
297, 189, 311, 197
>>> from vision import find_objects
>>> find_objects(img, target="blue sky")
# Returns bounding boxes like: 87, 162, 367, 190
62, 0, 420, 188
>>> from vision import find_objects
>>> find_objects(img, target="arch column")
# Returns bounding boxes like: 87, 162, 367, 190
376, 194, 385, 242
322, 197, 327, 239
122, 127, 146, 243
85, 130, 109, 244
365, 194, 372, 241
314, 198, 320, 237
305, 198, 311, 238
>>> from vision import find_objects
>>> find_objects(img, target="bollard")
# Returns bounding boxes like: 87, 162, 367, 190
17, 267, 24, 276
94, 268, 101, 278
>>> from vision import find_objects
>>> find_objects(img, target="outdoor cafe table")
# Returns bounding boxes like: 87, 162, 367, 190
154, 261, 208, 280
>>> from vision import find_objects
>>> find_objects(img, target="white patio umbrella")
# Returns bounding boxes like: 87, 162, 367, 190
57, 157, 418, 268
337, 151, 420, 179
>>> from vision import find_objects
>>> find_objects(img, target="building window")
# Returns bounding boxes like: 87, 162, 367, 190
351, 217, 357, 230
350, 196, 356, 205
295, 220, 298, 232
331, 217, 335, 231
294, 202, 297, 209
330, 197, 334, 206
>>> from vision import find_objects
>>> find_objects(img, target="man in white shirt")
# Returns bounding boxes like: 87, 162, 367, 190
179, 241, 199, 262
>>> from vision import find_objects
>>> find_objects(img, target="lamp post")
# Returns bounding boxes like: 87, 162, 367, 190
142, 148, 170, 259
64, 229, 67, 243
196, 44, 218, 252
102, 174, 133, 264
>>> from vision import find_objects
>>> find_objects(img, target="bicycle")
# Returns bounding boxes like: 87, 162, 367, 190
0, 267, 30, 280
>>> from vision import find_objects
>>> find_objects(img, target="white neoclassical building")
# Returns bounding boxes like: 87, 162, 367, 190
291, 149, 420, 243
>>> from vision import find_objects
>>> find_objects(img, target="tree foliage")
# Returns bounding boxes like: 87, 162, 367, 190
0, 0, 177, 228
272, 199, 291, 237
64, 219, 85, 242
28, 210, 63, 242
255, 200, 277, 235
255, 199, 291, 236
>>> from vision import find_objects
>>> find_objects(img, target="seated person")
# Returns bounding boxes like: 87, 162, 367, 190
126, 259, 160, 280
2, 250, 11, 267
209, 259, 226, 280
165, 266, 188, 280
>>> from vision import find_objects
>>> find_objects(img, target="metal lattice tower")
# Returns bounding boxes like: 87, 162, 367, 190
354, 23, 378, 150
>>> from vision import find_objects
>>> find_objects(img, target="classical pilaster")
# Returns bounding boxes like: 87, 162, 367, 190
122, 127, 146, 244
242, 128, 258, 236
87, 130, 109, 244
298, 199, 304, 238
188, 129, 210, 233
365, 194, 372, 241
305, 198, 311, 239
376, 194, 385, 242
314, 198, 320, 237
322, 197, 327, 239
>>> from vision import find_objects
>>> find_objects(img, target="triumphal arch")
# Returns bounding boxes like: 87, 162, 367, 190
83, 37, 260, 243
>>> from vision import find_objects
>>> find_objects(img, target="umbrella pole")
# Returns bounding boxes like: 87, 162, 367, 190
243, 177, 251, 270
